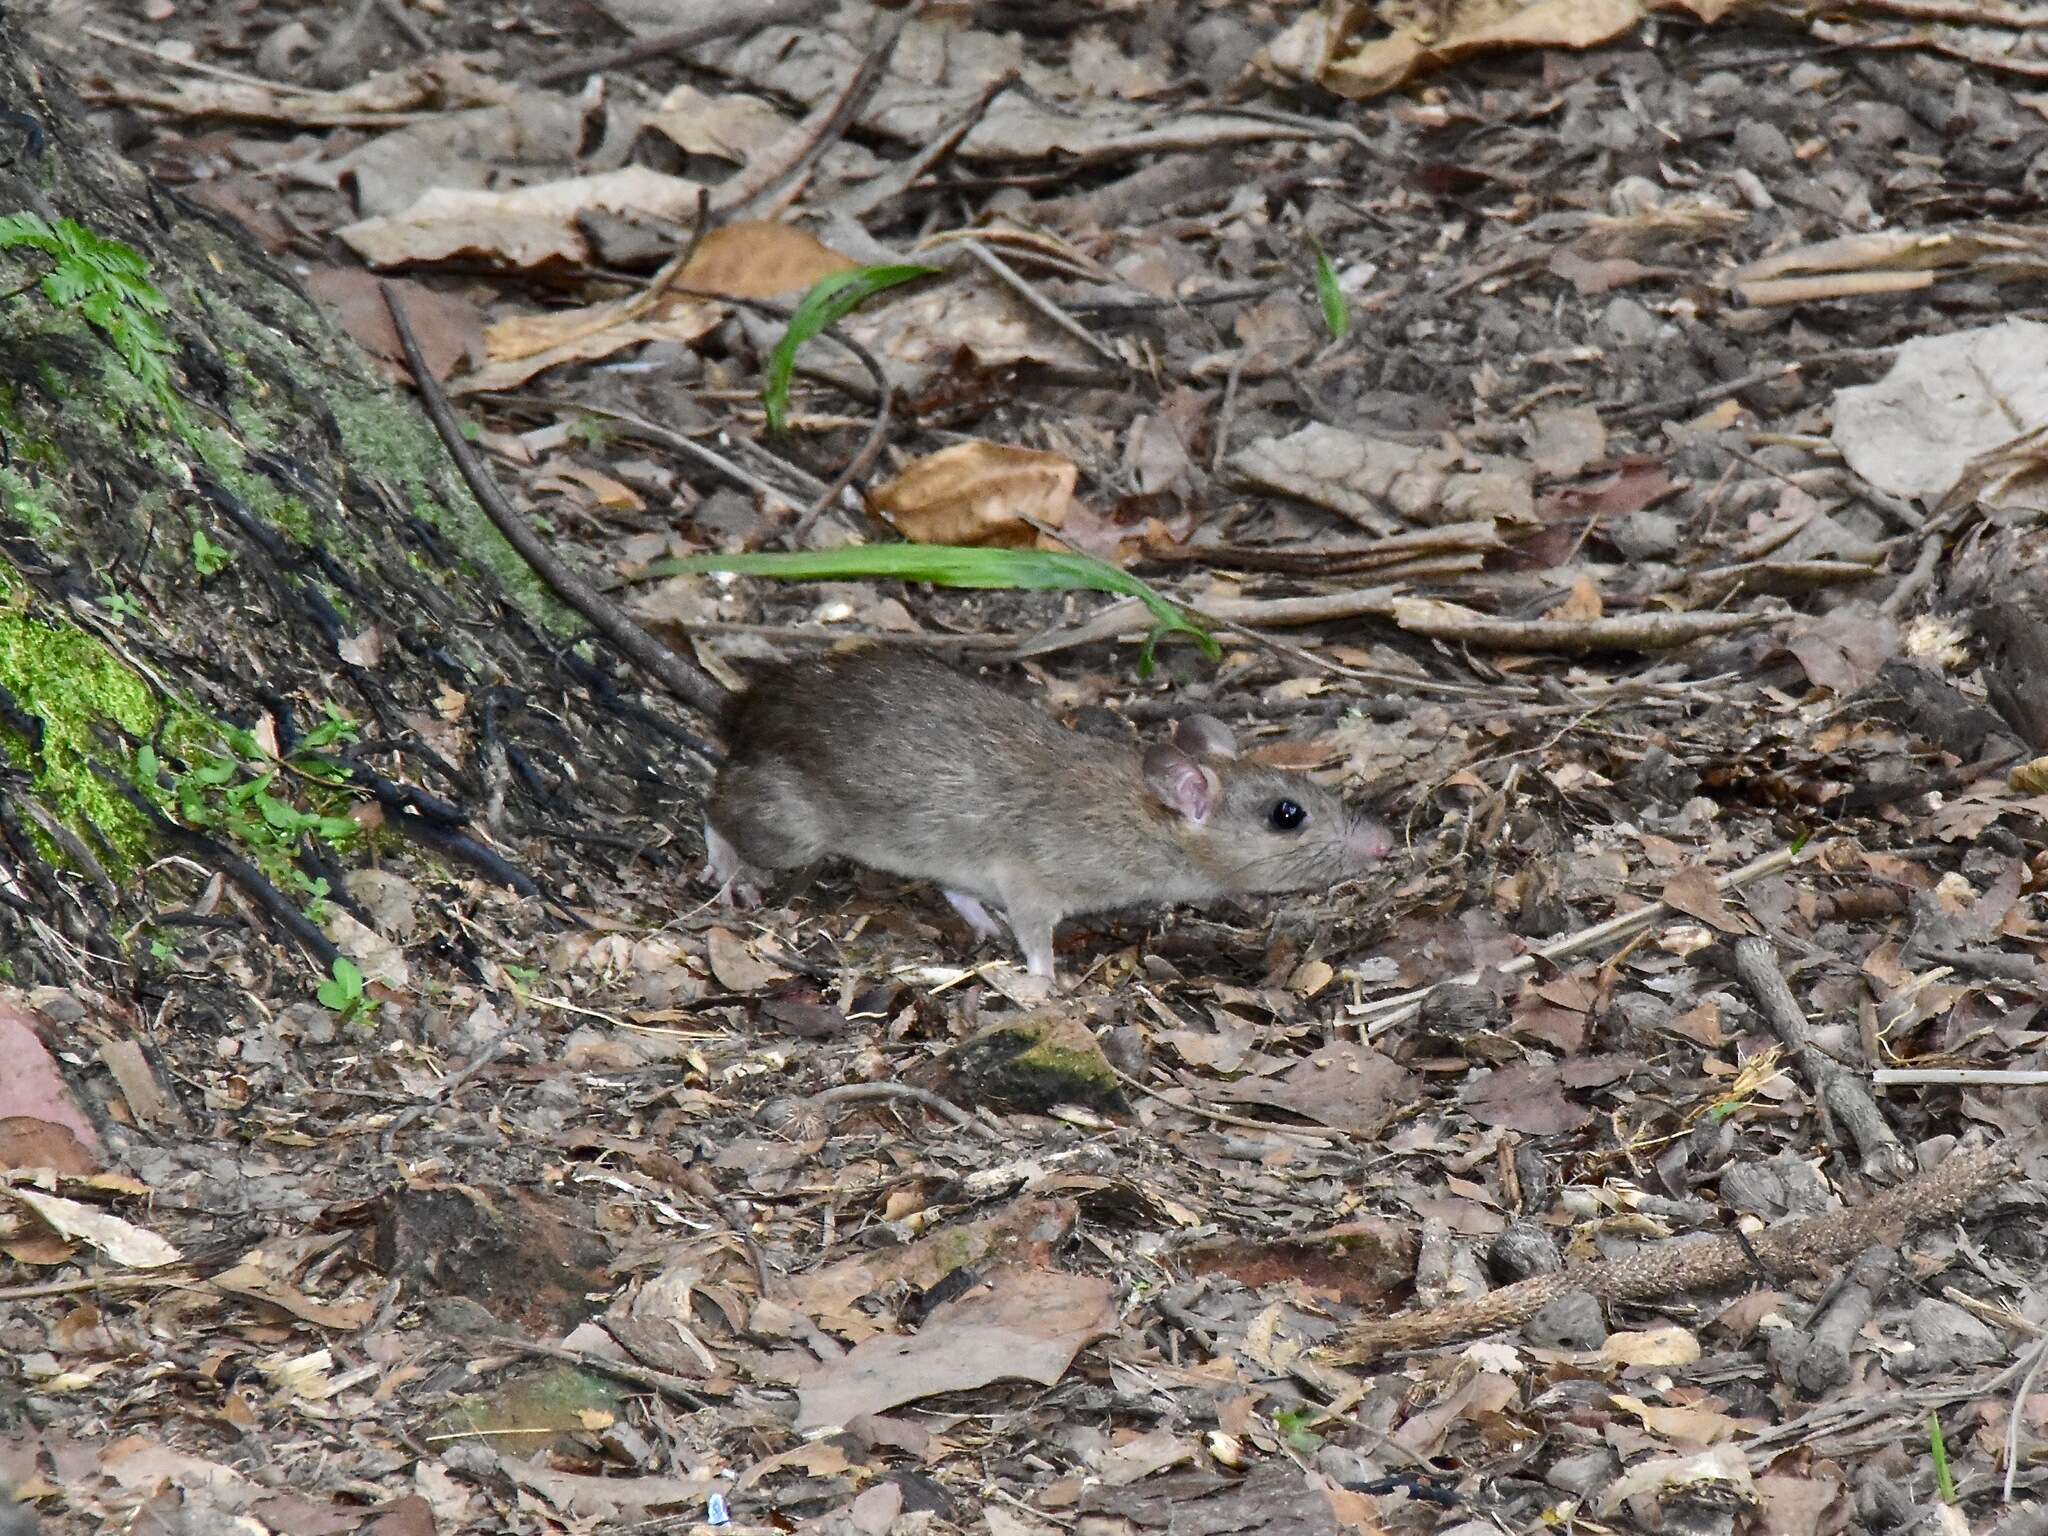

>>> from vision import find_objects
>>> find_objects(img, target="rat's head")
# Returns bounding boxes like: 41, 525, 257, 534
1141, 714, 1393, 894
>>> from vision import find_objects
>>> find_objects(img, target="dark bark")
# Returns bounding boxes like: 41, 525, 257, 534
0, 17, 712, 1003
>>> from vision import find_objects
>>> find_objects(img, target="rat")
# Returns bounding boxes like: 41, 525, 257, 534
703, 650, 1393, 982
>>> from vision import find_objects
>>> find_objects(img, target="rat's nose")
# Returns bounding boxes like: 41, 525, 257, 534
1345, 815, 1394, 866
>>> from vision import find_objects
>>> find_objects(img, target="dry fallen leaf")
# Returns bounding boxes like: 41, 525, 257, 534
871, 440, 1078, 547
10, 1189, 182, 1269
339, 166, 707, 270
677, 220, 858, 298
794, 1264, 1118, 1431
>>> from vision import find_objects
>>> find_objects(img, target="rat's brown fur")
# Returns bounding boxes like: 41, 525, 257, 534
705, 652, 1391, 978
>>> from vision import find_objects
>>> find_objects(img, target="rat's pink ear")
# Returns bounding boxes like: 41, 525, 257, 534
1143, 744, 1220, 823
1174, 714, 1237, 761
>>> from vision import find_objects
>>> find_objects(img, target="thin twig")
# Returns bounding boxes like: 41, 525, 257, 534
525, 0, 824, 87
960, 238, 1128, 370
809, 1082, 1005, 1141
722, 12, 907, 218
1354, 846, 1805, 1038
381, 285, 729, 719
837, 69, 1020, 220
1875, 1068, 2048, 1088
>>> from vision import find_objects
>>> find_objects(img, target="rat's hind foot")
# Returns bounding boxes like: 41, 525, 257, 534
703, 820, 762, 907
943, 889, 1007, 942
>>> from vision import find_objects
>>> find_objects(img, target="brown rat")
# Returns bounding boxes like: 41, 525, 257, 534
704, 650, 1393, 980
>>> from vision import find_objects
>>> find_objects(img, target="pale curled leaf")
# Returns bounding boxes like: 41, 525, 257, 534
11, 1188, 182, 1269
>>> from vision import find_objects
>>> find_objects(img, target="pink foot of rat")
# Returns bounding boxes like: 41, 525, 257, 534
702, 820, 762, 908
943, 889, 1007, 942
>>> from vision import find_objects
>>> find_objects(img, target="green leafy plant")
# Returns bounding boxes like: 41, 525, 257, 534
1928, 1411, 1956, 1504
1308, 235, 1349, 342
0, 213, 177, 416
138, 708, 365, 909
316, 955, 375, 1024
1270, 1408, 1324, 1454
652, 543, 1219, 672
190, 528, 234, 576
762, 263, 937, 433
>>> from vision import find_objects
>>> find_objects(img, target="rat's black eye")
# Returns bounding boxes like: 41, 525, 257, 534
1269, 799, 1306, 832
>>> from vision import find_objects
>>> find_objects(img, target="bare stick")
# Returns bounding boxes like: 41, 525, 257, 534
381, 285, 728, 719
1326, 1144, 2013, 1363
1732, 934, 1914, 1181
526, 0, 824, 88
1356, 846, 1803, 1039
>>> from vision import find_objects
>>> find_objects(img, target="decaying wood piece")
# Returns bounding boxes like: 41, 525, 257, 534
1730, 935, 1915, 1182
1323, 1144, 2012, 1363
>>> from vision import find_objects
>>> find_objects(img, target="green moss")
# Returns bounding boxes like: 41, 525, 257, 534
326, 387, 568, 628
0, 605, 163, 867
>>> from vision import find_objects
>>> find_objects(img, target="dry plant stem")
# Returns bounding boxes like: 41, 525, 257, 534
720, 11, 906, 217
1613, 361, 1801, 424
1882, 534, 1945, 617
2006, 1339, 2048, 1499
1358, 846, 1803, 1039
489, 395, 811, 517
378, 1033, 512, 1154
960, 238, 1128, 370
809, 1082, 1004, 1142
1731, 935, 1914, 1181
1324, 1144, 2013, 1363
526, 0, 824, 88
0, 1270, 201, 1302
373, 0, 431, 53
381, 286, 728, 720
1108, 1060, 1343, 1146
79, 21, 328, 93
1395, 603, 1769, 653
1745, 1330, 2046, 1463
1876, 1068, 2048, 1087
836, 69, 1019, 220
1007, 586, 1398, 659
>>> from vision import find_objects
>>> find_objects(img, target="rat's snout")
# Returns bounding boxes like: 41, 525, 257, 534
1344, 814, 1395, 867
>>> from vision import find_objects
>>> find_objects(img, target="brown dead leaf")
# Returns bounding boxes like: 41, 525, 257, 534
705, 927, 791, 992
871, 441, 1078, 547
1460, 1062, 1593, 1134
463, 283, 721, 393
304, 270, 483, 381
1213, 1041, 1414, 1137
1602, 1326, 1703, 1369
790, 1197, 1080, 1341
794, 1264, 1118, 1431
1526, 406, 1608, 477
1545, 575, 1605, 622
677, 220, 857, 298
1660, 867, 1755, 935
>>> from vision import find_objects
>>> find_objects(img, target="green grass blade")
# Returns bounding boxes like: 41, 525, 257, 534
1309, 235, 1349, 342
762, 263, 938, 433
650, 544, 1219, 670
1928, 1411, 1956, 1504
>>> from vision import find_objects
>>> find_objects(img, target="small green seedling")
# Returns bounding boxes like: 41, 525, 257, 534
1308, 235, 1349, 343
190, 528, 234, 576
1270, 1408, 1324, 1455
762, 263, 937, 433
316, 955, 375, 1025
655, 543, 1218, 674
1928, 1411, 1956, 1504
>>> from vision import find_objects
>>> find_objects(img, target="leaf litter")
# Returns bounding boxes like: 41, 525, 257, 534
8, 0, 2048, 1532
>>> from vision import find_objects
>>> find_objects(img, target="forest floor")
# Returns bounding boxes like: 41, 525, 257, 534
5, 0, 2048, 1531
